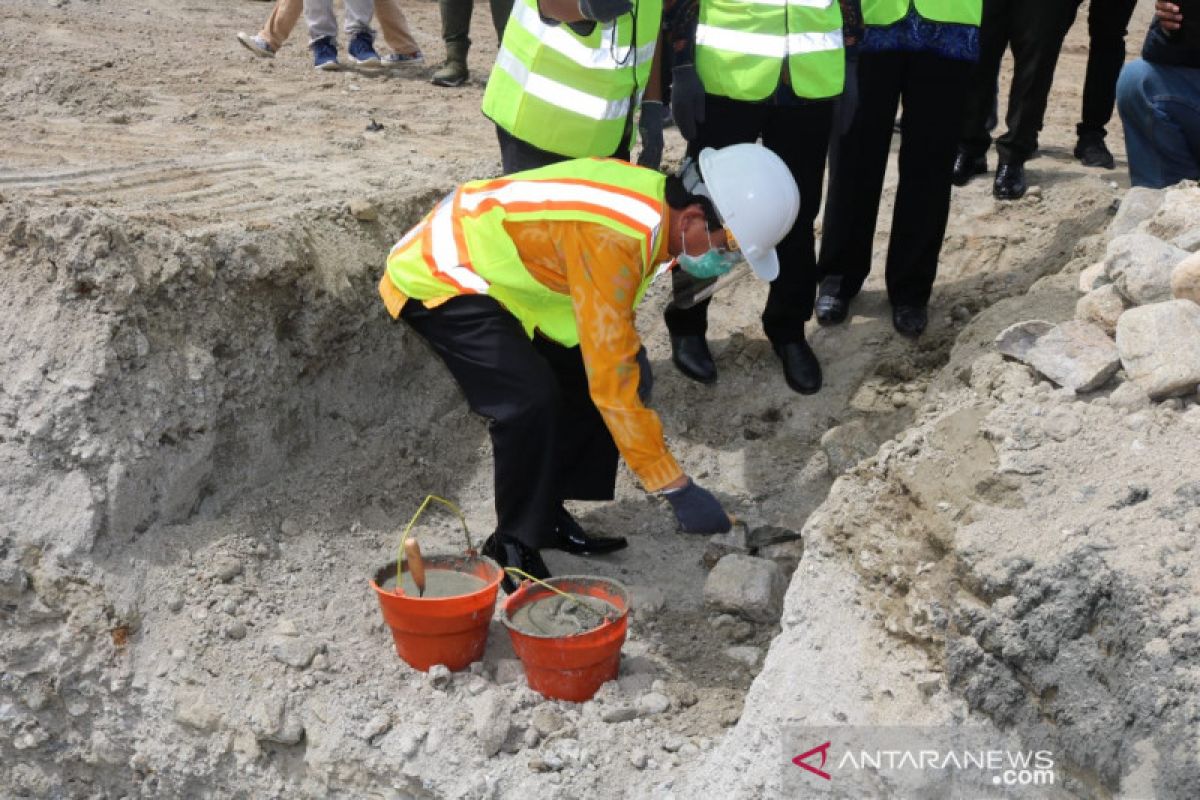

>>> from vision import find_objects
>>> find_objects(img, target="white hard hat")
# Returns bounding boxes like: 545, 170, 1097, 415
693, 144, 800, 282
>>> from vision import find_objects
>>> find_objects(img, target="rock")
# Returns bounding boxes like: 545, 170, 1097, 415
1109, 186, 1164, 236
662, 734, 688, 753
601, 706, 639, 723
349, 199, 379, 222
427, 664, 453, 690
1144, 184, 1200, 241
271, 638, 320, 669
1078, 261, 1108, 293
493, 659, 524, 686
1075, 284, 1127, 336
995, 320, 1054, 361
1172, 252, 1200, 304
174, 692, 222, 732
637, 692, 671, 716
630, 750, 649, 769
1104, 233, 1190, 305
725, 620, 755, 644
1109, 381, 1152, 411
628, 585, 666, 618
211, 558, 242, 583
1173, 228, 1200, 253
820, 419, 878, 476
224, 621, 247, 640
471, 693, 512, 757
360, 713, 392, 743
530, 707, 565, 737
1116, 300, 1200, 399
1041, 408, 1082, 442
703, 554, 786, 623
702, 525, 751, 569
1016, 321, 1121, 393
916, 673, 942, 697
165, 591, 184, 613
725, 646, 762, 667
758, 538, 805, 575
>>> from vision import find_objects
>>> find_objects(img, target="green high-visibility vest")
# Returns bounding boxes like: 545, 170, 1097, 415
384, 159, 666, 347
481, 0, 662, 159
695, 0, 845, 102
863, 0, 981, 27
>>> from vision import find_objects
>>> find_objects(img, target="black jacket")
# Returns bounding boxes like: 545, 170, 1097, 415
1142, 16, 1200, 68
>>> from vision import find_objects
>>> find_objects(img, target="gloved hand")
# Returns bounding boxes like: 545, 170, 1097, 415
636, 344, 654, 403
670, 64, 706, 142
577, 0, 633, 23
836, 52, 859, 135
663, 478, 732, 534
637, 101, 664, 170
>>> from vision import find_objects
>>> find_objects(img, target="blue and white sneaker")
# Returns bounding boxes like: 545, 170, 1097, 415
236, 32, 275, 59
383, 50, 425, 67
311, 36, 340, 71
348, 32, 381, 68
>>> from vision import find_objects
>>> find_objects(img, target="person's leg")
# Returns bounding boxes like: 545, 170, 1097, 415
302, 0, 337, 43
496, 126, 571, 174
819, 48, 905, 304
400, 296, 562, 551
1117, 60, 1200, 189
439, 0, 473, 49
885, 52, 974, 310
260, 0, 305, 50
1078, 0, 1137, 140
342, 0, 376, 35
489, 0, 515, 41
959, 0, 1011, 159
375, 0, 420, 55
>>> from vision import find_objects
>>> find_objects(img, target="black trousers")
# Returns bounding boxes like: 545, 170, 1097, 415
664, 94, 834, 344
401, 296, 619, 550
819, 50, 973, 308
496, 126, 631, 174
1075, 0, 1138, 139
960, 0, 1079, 164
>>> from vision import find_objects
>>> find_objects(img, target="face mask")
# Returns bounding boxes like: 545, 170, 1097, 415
678, 220, 742, 279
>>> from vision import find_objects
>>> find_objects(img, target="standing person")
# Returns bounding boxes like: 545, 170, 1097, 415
817, 0, 982, 338
377, 145, 799, 589
430, 0, 515, 86
1071, 0, 1140, 169
481, 0, 666, 173
952, 0, 1080, 199
662, 0, 855, 394
1117, 1, 1200, 187
302, 0, 383, 69
237, 0, 425, 67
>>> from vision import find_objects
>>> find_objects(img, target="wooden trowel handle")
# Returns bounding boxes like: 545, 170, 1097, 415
405, 539, 426, 597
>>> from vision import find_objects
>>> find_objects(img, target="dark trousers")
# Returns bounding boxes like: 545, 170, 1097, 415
1075, 0, 1138, 139
820, 51, 973, 308
439, 0, 513, 45
401, 296, 619, 550
496, 125, 631, 174
960, 0, 1078, 164
664, 94, 834, 344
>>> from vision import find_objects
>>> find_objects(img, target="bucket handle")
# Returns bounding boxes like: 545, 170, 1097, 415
504, 567, 618, 625
395, 495, 475, 590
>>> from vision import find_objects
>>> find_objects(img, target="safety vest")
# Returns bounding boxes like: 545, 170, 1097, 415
862, 0, 981, 27
695, 0, 845, 102
482, 0, 662, 159
384, 159, 666, 347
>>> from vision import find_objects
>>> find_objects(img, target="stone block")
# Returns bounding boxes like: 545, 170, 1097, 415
703, 555, 786, 624
1115, 300, 1200, 399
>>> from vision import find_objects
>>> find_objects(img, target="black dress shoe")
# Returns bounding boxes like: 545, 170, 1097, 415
892, 304, 928, 337
482, 533, 551, 594
993, 162, 1027, 200
815, 293, 849, 325
669, 334, 717, 384
773, 339, 822, 394
548, 508, 628, 555
951, 152, 988, 187
1074, 134, 1115, 169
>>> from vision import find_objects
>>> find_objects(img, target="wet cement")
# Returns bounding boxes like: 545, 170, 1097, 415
509, 594, 620, 636
383, 569, 488, 598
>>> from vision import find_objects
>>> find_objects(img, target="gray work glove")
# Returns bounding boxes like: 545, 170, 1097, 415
637, 101, 665, 170
669, 64, 705, 142
663, 478, 732, 534
577, 0, 633, 23
636, 344, 654, 404
836, 50, 859, 135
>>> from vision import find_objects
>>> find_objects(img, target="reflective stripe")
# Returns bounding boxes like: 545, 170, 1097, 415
509, 1, 657, 70
427, 196, 490, 294
735, 0, 833, 6
696, 24, 844, 57
493, 48, 631, 121
460, 179, 661, 233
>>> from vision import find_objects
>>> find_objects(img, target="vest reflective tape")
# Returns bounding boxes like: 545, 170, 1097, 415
423, 195, 490, 295
493, 48, 632, 122
736, 0, 836, 7
695, 24, 844, 59
459, 179, 661, 235
508, 1, 657, 71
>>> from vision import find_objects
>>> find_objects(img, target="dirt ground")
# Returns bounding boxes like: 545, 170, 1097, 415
7, 1, 1198, 799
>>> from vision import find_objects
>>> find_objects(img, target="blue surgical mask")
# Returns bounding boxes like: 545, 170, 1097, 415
678, 221, 741, 279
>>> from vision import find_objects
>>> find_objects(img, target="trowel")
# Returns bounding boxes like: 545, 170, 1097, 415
404, 538, 426, 597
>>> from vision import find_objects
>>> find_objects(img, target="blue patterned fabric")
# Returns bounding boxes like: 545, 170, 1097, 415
862, 6, 980, 63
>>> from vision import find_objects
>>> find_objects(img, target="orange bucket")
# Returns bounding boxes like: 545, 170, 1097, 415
371, 554, 503, 672
501, 575, 629, 702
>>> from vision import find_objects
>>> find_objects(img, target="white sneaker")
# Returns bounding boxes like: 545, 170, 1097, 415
236, 32, 275, 59
383, 51, 425, 68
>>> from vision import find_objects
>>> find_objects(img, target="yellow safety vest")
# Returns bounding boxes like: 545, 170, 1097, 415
482, 0, 662, 158
863, 0, 981, 27
384, 159, 666, 347
695, 0, 845, 102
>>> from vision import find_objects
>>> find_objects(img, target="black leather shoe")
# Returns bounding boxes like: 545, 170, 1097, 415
1074, 134, 1115, 169
951, 152, 988, 187
993, 162, 1027, 200
815, 293, 849, 325
481, 533, 551, 594
669, 334, 717, 384
892, 305, 928, 337
548, 508, 628, 555
773, 339, 822, 395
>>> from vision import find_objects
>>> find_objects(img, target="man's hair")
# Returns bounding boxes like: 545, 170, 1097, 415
664, 175, 722, 230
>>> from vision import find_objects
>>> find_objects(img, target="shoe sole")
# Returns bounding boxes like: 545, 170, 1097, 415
314, 62, 341, 71
350, 58, 382, 69
385, 58, 425, 68
236, 35, 274, 59
431, 77, 468, 87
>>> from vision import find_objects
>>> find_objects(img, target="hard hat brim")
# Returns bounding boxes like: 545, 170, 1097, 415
746, 248, 780, 282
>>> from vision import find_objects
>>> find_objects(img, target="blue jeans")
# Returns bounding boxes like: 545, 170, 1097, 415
1117, 59, 1200, 188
